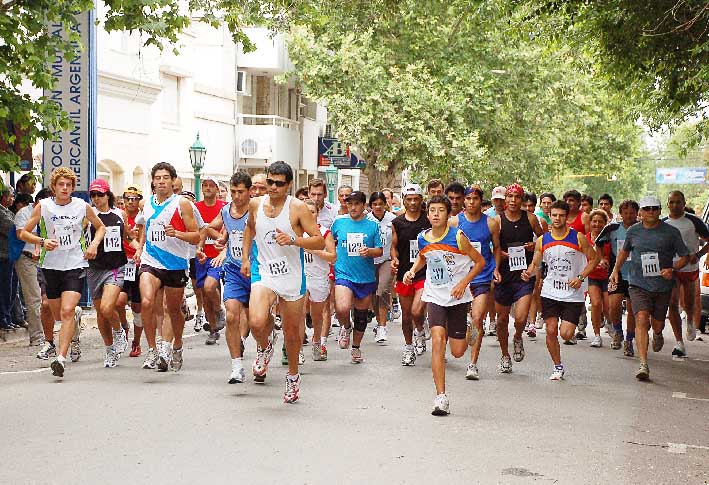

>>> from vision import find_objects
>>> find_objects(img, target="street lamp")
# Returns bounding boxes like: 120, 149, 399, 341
325, 160, 338, 203
189, 132, 206, 200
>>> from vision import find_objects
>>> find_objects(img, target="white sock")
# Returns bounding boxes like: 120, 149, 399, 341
57, 355, 66, 364
320, 336, 326, 345
231, 357, 243, 368
405, 344, 414, 351
133, 313, 143, 328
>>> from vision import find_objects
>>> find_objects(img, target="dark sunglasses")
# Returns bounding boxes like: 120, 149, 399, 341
642, 206, 661, 211
123, 196, 140, 201
266, 179, 288, 188
89, 191, 107, 198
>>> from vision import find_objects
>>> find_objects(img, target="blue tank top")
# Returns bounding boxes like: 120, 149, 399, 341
457, 212, 495, 283
221, 203, 250, 267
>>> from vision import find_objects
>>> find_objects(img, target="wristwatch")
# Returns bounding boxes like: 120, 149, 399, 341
577, 274, 586, 282
290, 235, 296, 245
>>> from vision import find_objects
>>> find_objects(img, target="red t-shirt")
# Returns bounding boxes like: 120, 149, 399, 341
587, 232, 610, 280
195, 200, 227, 258
568, 211, 587, 234
123, 213, 137, 259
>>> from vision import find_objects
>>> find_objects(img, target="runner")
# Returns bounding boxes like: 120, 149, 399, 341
522, 200, 599, 380
535, 192, 555, 229
610, 195, 689, 380
240, 161, 324, 403
19, 168, 107, 378
493, 183, 543, 373
426, 179, 444, 198
663, 190, 709, 356
366, 192, 396, 343
449, 185, 501, 380
218, 181, 228, 202
86, 179, 132, 367
250, 173, 268, 197
307, 179, 337, 229
586, 209, 611, 348
484, 186, 506, 218
444, 182, 465, 217
391, 184, 431, 364
404, 195, 484, 415
580, 194, 594, 215
336, 185, 353, 216
563, 190, 589, 234
135, 162, 200, 372
598, 193, 620, 223
523, 191, 543, 338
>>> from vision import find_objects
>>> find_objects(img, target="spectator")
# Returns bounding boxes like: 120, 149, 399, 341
1, 186, 18, 330
15, 173, 36, 195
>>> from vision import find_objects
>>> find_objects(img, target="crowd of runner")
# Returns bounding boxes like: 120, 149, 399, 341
10, 163, 709, 415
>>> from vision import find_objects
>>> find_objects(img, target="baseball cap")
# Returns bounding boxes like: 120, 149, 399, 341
202, 176, 220, 186
345, 191, 367, 204
506, 183, 524, 196
123, 184, 143, 198
491, 186, 506, 200
89, 179, 110, 194
638, 195, 661, 209
402, 183, 423, 196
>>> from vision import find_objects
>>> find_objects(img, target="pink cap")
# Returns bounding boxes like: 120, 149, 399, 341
89, 178, 110, 193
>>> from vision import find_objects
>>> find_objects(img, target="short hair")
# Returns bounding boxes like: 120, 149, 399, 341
151, 162, 177, 179
338, 184, 353, 193
427, 195, 451, 214
598, 193, 613, 206
369, 191, 388, 208
427, 179, 444, 192
445, 181, 465, 196
15, 173, 32, 191
295, 187, 309, 199
481, 199, 492, 208
230, 171, 252, 189
580, 194, 593, 206
218, 181, 228, 190
381, 188, 393, 198
562, 189, 581, 201
267, 160, 293, 183
589, 209, 608, 224
539, 192, 556, 203
618, 199, 639, 212
36, 188, 53, 201
308, 179, 326, 191
0, 187, 13, 198
550, 200, 570, 215
50, 167, 77, 189
667, 190, 686, 203
524, 192, 537, 206
12, 193, 33, 210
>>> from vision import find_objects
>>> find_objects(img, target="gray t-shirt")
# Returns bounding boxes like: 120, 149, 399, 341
622, 221, 689, 292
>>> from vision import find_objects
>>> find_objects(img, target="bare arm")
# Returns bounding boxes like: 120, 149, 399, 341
240, 199, 258, 277
84, 204, 106, 260
168, 198, 200, 245
308, 232, 337, 263
294, 201, 325, 250
488, 217, 502, 283
570, 235, 599, 289
522, 239, 543, 282
390, 225, 400, 274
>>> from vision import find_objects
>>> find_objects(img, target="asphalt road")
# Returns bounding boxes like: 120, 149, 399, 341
1, 313, 708, 484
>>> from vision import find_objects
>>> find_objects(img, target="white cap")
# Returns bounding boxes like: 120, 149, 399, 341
491, 186, 506, 200
402, 183, 423, 196
638, 195, 661, 208
201, 176, 220, 186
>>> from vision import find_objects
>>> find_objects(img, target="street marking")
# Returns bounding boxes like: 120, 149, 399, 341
0, 368, 50, 376
668, 443, 709, 454
672, 392, 709, 402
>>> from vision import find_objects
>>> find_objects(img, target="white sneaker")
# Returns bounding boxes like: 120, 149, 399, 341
431, 394, 450, 416
414, 330, 426, 355
113, 329, 128, 355
685, 313, 696, 342
103, 347, 118, 368
298, 350, 305, 365
487, 320, 497, 336
550, 365, 565, 380
36, 341, 57, 360
423, 318, 431, 340
142, 347, 158, 369
401, 347, 416, 366
590, 335, 602, 348
465, 363, 479, 380
228, 363, 246, 384
535, 314, 544, 329
375, 326, 388, 343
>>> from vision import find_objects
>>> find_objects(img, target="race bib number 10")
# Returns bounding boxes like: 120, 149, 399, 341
229, 230, 243, 260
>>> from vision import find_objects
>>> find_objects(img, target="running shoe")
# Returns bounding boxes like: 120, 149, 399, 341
338, 325, 352, 349
610, 332, 622, 350
651, 332, 664, 352
391, 297, 401, 320
205, 331, 220, 345
194, 312, 204, 332
367, 310, 375, 324
549, 364, 565, 381
499, 355, 512, 373
535, 314, 544, 329
563, 337, 577, 345
73, 306, 83, 337
671, 342, 687, 358
635, 362, 650, 381
171, 347, 183, 372
487, 320, 497, 336
331, 314, 340, 328
401, 347, 416, 366
576, 312, 587, 340
284, 373, 301, 403
157, 341, 170, 372
351, 347, 364, 364
525, 322, 537, 339
575, 328, 587, 340
182, 298, 193, 321
298, 350, 305, 365
129, 341, 141, 357
215, 308, 226, 332
104, 347, 118, 368
431, 394, 450, 416
590, 335, 602, 348
512, 337, 525, 362
113, 329, 128, 355
69, 340, 81, 362
36, 341, 56, 360
228, 364, 246, 384
312, 342, 327, 361
375, 326, 388, 343
423, 318, 431, 340
50, 359, 65, 377
142, 347, 158, 369
604, 320, 615, 337
623, 340, 634, 357
465, 363, 479, 380
252, 342, 274, 382
414, 330, 426, 356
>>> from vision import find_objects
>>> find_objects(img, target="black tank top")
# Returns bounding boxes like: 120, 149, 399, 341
89, 209, 128, 270
499, 211, 535, 284
392, 211, 431, 281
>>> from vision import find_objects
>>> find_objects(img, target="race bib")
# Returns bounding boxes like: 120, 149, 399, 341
347, 233, 365, 256
471, 241, 482, 254
148, 224, 166, 244
508, 246, 527, 271
103, 225, 122, 252
641, 252, 661, 277
205, 237, 217, 246
409, 240, 420, 262
428, 256, 452, 287
55, 224, 76, 250
229, 230, 243, 260
124, 260, 136, 282
304, 252, 314, 265
266, 256, 292, 277
617, 239, 630, 261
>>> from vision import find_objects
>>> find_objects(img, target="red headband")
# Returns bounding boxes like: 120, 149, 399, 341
506, 183, 524, 196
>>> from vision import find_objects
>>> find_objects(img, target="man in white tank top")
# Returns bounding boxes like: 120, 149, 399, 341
19, 168, 107, 378
241, 161, 325, 404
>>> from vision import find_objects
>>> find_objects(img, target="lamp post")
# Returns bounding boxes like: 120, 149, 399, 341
189, 132, 206, 201
325, 160, 338, 203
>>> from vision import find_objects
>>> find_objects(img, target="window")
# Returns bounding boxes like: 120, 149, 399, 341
162, 75, 180, 125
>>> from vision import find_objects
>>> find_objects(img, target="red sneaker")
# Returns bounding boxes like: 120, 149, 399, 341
129, 342, 141, 357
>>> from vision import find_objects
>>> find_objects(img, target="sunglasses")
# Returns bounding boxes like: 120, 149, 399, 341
642, 206, 661, 211
266, 179, 288, 188
89, 191, 107, 198
123, 196, 140, 201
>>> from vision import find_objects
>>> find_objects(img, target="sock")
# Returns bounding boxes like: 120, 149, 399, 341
613, 323, 623, 337
106, 345, 113, 352
287, 372, 300, 381
55, 320, 61, 327
133, 313, 143, 328
626, 331, 635, 342
320, 336, 326, 345
57, 355, 66, 364
555, 363, 564, 369
352, 345, 360, 349
405, 344, 414, 351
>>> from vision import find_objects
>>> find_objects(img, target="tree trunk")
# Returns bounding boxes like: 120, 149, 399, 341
363, 150, 403, 192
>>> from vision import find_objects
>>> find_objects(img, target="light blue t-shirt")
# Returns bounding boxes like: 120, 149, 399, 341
331, 216, 382, 283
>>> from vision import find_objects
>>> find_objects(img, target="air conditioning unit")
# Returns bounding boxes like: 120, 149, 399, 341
239, 138, 272, 159
236, 70, 251, 95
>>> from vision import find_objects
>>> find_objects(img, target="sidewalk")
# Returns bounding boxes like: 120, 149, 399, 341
0, 308, 99, 347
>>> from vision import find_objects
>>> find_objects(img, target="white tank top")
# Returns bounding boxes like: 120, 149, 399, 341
419, 227, 474, 307
304, 225, 331, 278
39, 197, 88, 271
141, 194, 191, 271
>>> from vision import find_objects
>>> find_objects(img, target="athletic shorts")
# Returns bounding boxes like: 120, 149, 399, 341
139, 265, 188, 289
469, 282, 492, 298
42, 268, 86, 300
122, 279, 141, 305
395, 279, 425, 298
306, 274, 330, 303
335, 279, 377, 300
588, 277, 608, 292
629, 286, 672, 322
195, 258, 222, 288
494, 279, 535, 307
88, 266, 125, 300
541, 297, 584, 325
189, 258, 197, 280
676, 270, 699, 283
427, 302, 470, 340
223, 263, 250, 305
609, 277, 630, 297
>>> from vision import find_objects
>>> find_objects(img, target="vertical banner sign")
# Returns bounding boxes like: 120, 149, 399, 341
43, 11, 97, 194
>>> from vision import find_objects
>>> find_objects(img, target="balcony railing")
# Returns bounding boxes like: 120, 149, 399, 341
238, 115, 298, 131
